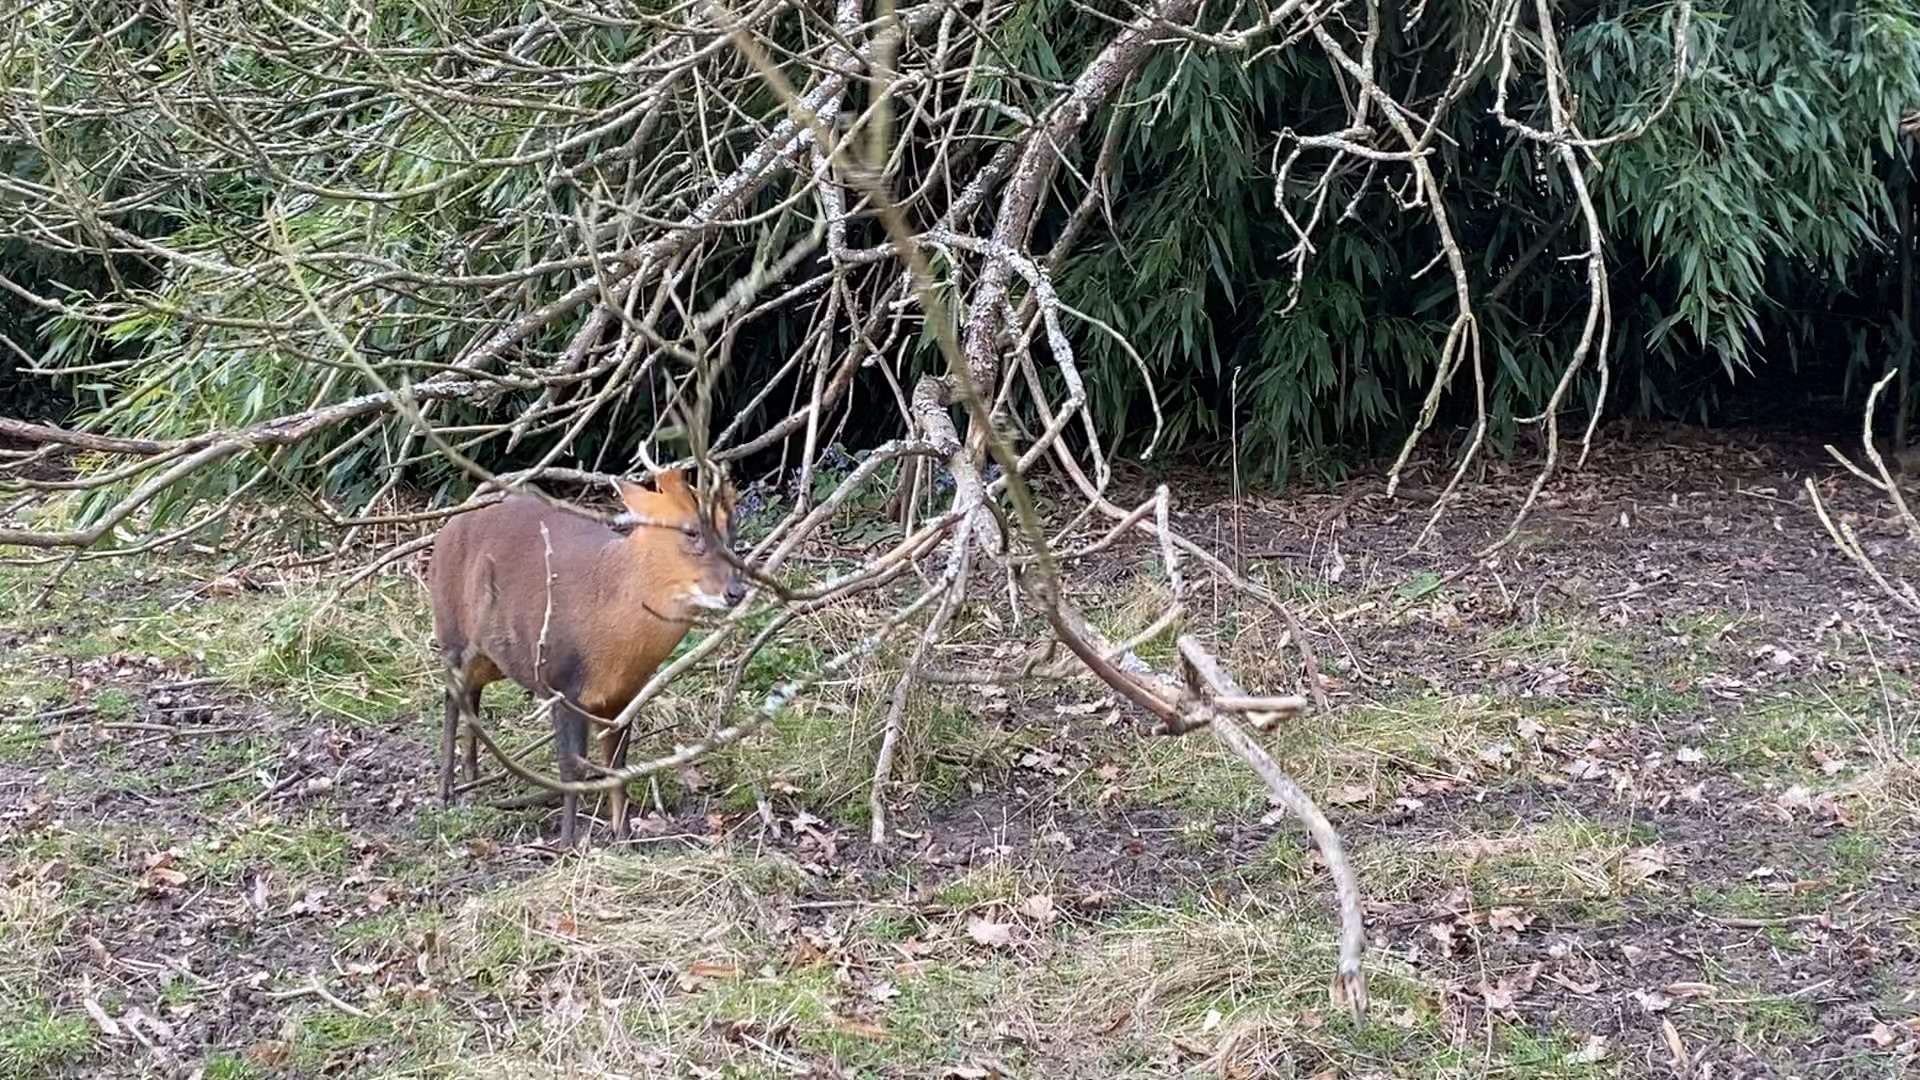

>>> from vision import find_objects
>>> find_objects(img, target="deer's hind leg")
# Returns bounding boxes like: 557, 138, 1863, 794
439, 680, 461, 807
553, 699, 590, 848
439, 653, 493, 804
462, 710, 479, 785
460, 656, 503, 787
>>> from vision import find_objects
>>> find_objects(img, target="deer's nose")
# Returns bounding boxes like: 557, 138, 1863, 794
724, 577, 749, 607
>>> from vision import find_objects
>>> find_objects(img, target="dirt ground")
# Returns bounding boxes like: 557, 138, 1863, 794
2, 424, 1917, 1078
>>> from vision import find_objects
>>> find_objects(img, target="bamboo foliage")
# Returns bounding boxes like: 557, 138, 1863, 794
1, 1, 1916, 508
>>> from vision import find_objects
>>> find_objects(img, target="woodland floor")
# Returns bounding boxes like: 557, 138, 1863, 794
2, 425, 1918, 1079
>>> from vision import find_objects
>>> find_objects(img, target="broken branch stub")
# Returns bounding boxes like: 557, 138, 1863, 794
1014, 558, 1368, 1019
1176, 634, 1367, 1017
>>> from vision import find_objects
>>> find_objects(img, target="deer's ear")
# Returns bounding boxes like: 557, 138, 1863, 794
617, 480, 652, 517
652, 468, 688, 495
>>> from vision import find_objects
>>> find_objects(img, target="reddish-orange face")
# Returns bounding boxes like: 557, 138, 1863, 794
617, 469, 746, 617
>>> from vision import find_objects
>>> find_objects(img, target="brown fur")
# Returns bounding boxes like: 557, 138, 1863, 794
427, 469, 743, 845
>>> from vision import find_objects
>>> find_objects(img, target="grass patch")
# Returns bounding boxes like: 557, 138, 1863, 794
1120, 738, 1263, 817
1042, 899, 1607, 1077
0, 557, 435, 725
1459, 814, 1652, 915
1689, 883, 1825, 931
1712, 693, 1873, 783
337, 907, 447, 949
924, 862, 1025, 909
687, 601, 1028, 819
7, 826, 154, 910
1688, 972, 1823, 1057
234, 585, 433, 722
200, 1052, 267, 1080
91, 687, 136, 721
416, 803, 518, 843
1113, 693, 1522, 820
1345, 835, 1467, 904
1356, 809, 1659, 921
1730, 994, 1821, 1044
195, 816, 355, 883
713, 699, 875, 819
0, 1001, 95, 1075
1689, 843, 1860, 924
0, 868, 73, 1022
285, 998, 459, 1075
1829, 830, 1886, 887
424, 846, 1624, 1076
1481, 615, 1709, 717
0, 665, 65, 708
0, 719, 46, 762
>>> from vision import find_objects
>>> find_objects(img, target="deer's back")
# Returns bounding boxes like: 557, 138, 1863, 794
428, 496, 686, 710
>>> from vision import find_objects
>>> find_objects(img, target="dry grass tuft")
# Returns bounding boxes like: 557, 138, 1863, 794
0, 867, 69, 998
443, 848, 801, 1069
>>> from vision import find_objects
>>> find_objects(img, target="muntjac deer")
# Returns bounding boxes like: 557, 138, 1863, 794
428, 469, 745, 846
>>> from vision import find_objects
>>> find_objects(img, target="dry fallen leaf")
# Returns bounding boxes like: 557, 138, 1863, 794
1632, 989, 1674, 1013
1857, 1021, 1917, 1049
1327, 783, 1375, 806
628, 814, 674, 837
964, 916, 1015, 949
1565, 757, 1606, 781
245, 1041, 292, 1067
1479, 980, 1518, 1012
1478, 962, 1542, 1014
1664, 981, 1716, 1000
675, 763, 712, 792
143, 865, 188, 892
80, 996, 121, 1039
1564, 1034, 1611, 1064
1861, 1024, 1898, 1048
1619, 845, 1673, 885
140, 848, 190, 894
834, 1017, 888, 1040
1016, 894, 1057, 925
1488, 907, 1535, 933
1660, 1018, 1689, 1070
106, 1007, 171, 1052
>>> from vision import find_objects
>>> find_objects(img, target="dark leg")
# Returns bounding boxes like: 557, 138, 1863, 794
554, 701, 588, 848
460, 683, 480, 785
439, 684, 460, 807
